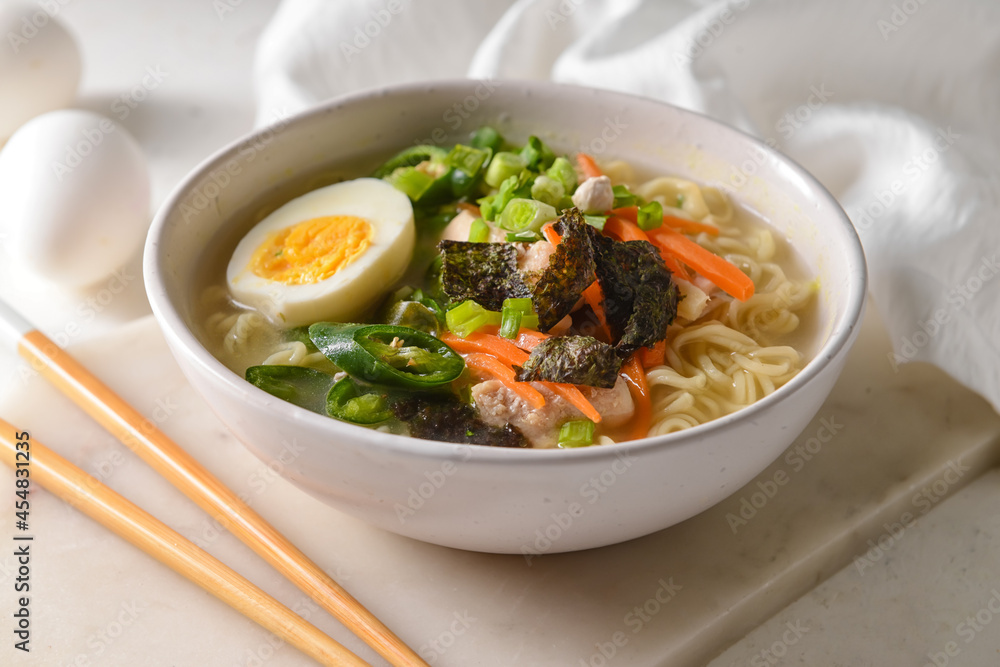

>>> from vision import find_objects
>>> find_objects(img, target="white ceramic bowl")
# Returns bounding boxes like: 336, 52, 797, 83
144, 80, 866, 554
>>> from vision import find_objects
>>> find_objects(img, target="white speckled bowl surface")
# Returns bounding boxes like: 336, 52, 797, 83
144, 80, 866, 553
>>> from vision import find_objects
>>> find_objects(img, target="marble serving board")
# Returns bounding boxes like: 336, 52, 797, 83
0, 305, 998, 667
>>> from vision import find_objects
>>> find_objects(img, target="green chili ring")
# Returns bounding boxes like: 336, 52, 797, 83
308, 323, 465, 389
372, 145, 448, 179
326, 377, 394, 424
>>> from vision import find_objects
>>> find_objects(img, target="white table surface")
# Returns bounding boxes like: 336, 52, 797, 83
2, 2, 1000, 666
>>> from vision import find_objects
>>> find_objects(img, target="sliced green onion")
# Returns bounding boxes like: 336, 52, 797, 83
558, 420, 596, 448
498, 198, 557, 233
384, 166, 435, 201
519, 136, 556, 170
502, 297, 534, 313
498, 307, 522, 339
583, 214, 608, 231
637, 200, 664, 231
446, 144, 490, 177
500, 297, 541, 334
493, 175, 524, 219
530, 174, 565, 208
505, 230, 542, 243
612, 184, 638, 209
445, 300, 501, 338
484, 151, 527, 188
470, 126, 503, 153
468, 217, 490, 243
479, 196, 496, 222
481, 174, 530, 222
546, 156, 578, 194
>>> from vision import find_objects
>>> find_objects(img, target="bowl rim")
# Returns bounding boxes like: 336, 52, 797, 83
144, 78, 868, 465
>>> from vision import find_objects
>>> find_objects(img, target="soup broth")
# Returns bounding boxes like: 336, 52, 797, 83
192, 141, 818, 448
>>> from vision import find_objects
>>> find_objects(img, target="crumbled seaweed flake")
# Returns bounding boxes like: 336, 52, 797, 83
393, 396, 528, 448
531, 208, 596, 330
438, 240, 531, 311
595, 238, 678, 357
514, 335, 621, 388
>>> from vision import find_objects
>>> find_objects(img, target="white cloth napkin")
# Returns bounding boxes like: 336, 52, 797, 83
253, 0, 1000, 413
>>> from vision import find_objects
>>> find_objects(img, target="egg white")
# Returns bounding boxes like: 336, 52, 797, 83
226, 178, 414, 327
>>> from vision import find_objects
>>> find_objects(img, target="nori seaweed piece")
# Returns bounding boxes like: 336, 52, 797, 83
589, 231, 679, 356
436, 206, 677, 353
438, 240, 531, 311
531, 208, 596, 331
514, 335, 622, 388
393, 396, 528, 448
617, 257, 678, 355
588, 230, 632, 343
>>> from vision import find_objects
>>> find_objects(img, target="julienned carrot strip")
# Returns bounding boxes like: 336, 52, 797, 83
582, 281, 611, 340
515, 328, 549, 351
613, 206, 719, 237
541, 221, 562, 246
605, 215, 693, 281
576, 153, 603, 179
462, 353, 546, 410
611, 206, 638, 223
620, 354, 652, 441
548, 315, 573, 336
639, 339, 666, 368
474, 325, 548, 351
659, 253, 693, 282
438, 332, 528, 367
663, 214, 719, 237
648, 227, 754, 301
471, 328, 601, 422
603, 215, 649, 242
459, 349, 601, 423
541, 382, 602, 424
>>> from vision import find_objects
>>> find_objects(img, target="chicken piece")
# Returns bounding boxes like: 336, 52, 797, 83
440, 210, 506, 243
674, 277, 710, 321
571, 175, 614, 214
579, 378, 635, 427
471, 376, 635, 448
515, 240, 556, 286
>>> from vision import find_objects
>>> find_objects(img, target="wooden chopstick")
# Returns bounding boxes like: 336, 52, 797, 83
0, 421, 370, 667
6, 322, 429, 667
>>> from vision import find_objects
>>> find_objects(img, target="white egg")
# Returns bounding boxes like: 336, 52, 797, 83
227, 178, 415, 327
0, 3, 82, 139
0, 110, 151, 287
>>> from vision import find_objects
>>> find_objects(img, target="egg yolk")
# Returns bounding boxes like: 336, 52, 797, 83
249, 215, 373, 285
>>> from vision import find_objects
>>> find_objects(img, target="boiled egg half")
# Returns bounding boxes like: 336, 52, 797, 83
227, 178, 414, 327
